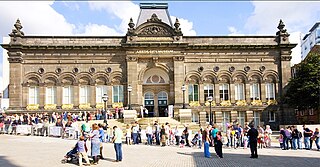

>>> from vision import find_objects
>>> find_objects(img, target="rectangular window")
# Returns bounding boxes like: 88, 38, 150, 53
28, 87, 39, 104
250, 83, 260, 100
219, 84, 229, 101
188, 84, 199, 102
222, 111, 230, 132
237, 111, 246, 128
112, 85, 124, 103
235, 83, 245, 100
204, 84, 214, 101
266, 83, 275, 100
80, 85, 90, 104
96, 85, 107, 103
192, 112, 199, 123
269, 111, 276, 122
253, 111, 260, 128
45, 87, 57, 104
63, 86, 73, 104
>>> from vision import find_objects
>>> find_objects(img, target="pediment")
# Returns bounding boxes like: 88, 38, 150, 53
126, 13, 182, 39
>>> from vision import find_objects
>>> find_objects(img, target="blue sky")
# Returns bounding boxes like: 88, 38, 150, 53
0, 1, 320, 90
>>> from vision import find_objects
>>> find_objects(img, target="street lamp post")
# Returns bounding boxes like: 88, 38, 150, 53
128, 85, 132, 110
102, 94, 108, 121
208, 96, 213, 125
181, 85, 186, 109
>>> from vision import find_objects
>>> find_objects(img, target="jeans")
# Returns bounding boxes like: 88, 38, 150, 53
304, 137, 310, 150
283, 137, 289, 150
155, 132, 160, 145
292, 138, 298, 150
315, 137, 320, 150
147, 134, 152, 145
132, 133, 138, 144
198, 140, 202, 149
298, 138, 302, 149
175, 135, 180, 145
114, 143, 122, 161
204, 141, 210, 158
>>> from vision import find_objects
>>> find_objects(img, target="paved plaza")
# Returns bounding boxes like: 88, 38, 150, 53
0, 135, 319, 167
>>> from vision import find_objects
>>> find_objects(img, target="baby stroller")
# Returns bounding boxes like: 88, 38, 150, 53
61, 143, 79, 164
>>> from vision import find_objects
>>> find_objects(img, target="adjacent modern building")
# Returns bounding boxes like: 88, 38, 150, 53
1, 3, 297, 129
301, 22, 320, 60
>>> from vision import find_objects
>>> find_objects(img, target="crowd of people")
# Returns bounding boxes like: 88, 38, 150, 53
1, 111, 320, 165
279, 125, 320, 151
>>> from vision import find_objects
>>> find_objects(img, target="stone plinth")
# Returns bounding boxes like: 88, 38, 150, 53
123, 110, 137, 124
179, 109, 192, 123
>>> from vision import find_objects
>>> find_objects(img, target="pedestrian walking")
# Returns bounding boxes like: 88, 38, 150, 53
247, 124, 258, 158
203, 127, 211, 158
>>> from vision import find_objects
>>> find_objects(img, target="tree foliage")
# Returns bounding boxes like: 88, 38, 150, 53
284, 52, 320, 110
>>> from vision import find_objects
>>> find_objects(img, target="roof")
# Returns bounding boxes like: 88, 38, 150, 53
136, 3, 172, 27
309, 22, 320, 32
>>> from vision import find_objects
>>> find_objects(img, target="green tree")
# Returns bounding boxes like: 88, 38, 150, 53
284, 52, 320, 110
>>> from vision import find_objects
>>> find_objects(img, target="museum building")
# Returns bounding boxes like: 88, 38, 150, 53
1, 3, 297, 129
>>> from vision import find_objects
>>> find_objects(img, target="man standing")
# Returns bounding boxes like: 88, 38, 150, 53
112, 126, 123, 162
247, 123, 258, 158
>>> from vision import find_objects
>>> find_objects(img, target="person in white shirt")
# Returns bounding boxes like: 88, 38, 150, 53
132, 124, 139, 144
146, 123, 153, 145
174, 126, 181, 145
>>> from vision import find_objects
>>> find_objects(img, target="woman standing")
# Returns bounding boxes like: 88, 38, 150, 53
216, 131, 223, 158
160, 125, 167, 147
203, 127, 211, 158
90, 123, 101, 165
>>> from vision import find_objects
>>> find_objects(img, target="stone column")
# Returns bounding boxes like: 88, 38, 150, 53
90, 85, 96, 108
230, 83, 235, 103
215, 84, 220, 104
8, 54, 23, 110
173, 56, 185, 107
154, 94, 159, 117
107, 85, 112, 106
56, 85, 62, 108
245, 83, 251, 104
246, 110, 254, 124
261, 83, 266, 103
39, 84, 45, 109
73, 85, 79, 108
231, 110, 238, 123
199, 83, 204, 104
126, 56, 138, 107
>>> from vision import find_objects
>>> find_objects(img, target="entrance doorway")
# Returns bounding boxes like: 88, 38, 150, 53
158, 91, 168, 117
144, 92, 154, 117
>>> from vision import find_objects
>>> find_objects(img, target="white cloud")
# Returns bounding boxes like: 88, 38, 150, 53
0, 1, 75, 36
245, 2, 320, 66
62, 1, 80, 11
227, 26, 244, 36
170, 16, 196, 36
77, 23, 122, 36
88, 1, 140, 34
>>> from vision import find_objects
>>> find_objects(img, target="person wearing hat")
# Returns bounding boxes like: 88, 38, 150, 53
247, 123, 258, 158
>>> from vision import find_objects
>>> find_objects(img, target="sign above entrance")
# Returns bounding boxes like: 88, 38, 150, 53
135, 50, 174, 54
137, 37, 174, 41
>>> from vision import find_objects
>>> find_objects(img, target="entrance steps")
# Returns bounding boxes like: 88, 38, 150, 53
137, 117, 183, 127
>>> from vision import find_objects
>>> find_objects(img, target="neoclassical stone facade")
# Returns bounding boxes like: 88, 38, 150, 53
1, 3, 296, 129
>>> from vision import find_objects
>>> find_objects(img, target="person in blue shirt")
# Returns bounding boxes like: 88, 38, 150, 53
98, 123, 105, 160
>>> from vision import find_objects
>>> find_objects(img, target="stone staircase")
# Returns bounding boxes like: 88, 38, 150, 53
137, 117, 183, 127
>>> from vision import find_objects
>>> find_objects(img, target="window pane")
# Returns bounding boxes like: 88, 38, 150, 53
188, 85, 193, 101
194, 85, 199, 101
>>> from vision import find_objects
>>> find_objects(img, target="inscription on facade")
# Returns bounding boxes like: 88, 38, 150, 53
135, 50, 174, 54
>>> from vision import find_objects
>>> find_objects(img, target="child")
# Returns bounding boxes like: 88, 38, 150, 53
264, 132, 270, 148
180, 135, 185, 148
278, 133, 284, 149
77, 136, 90, 166
191, 134, 199, 147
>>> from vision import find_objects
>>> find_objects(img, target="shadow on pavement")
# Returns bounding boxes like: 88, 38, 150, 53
178, 151, 320, 167
0, 156, 22, 167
